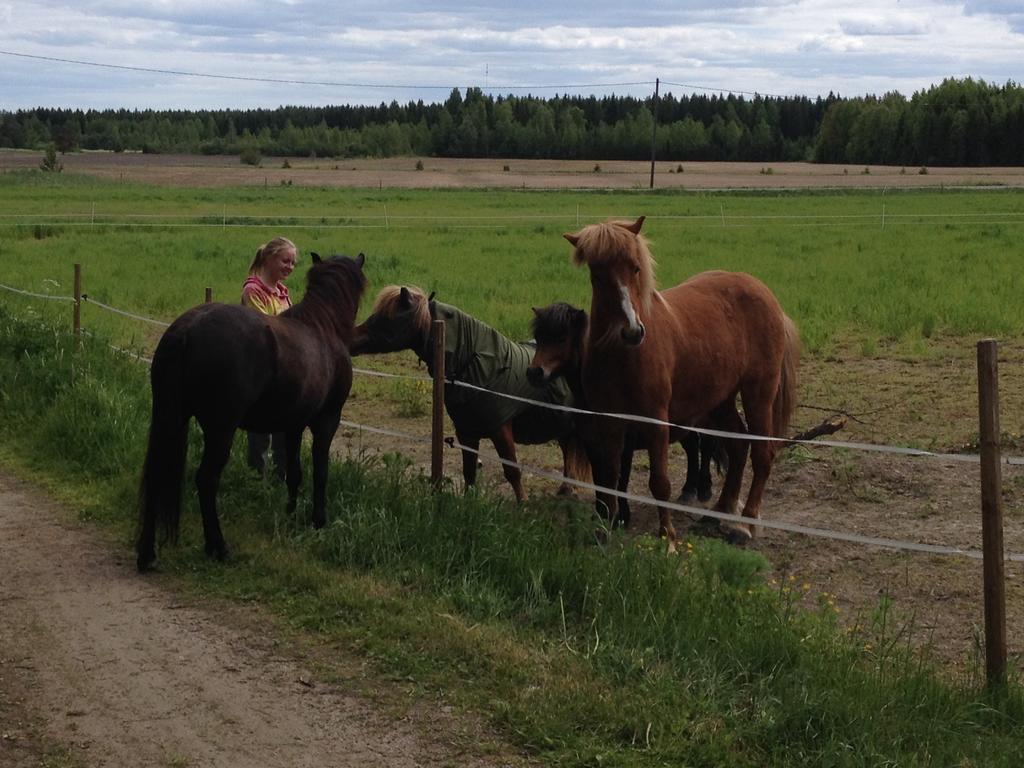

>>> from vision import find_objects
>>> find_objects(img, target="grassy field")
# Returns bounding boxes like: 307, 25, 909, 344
2, 167, 1024, 765
3, 169, 1024, 356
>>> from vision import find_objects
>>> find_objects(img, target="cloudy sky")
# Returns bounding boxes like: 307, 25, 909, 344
2, 1, 1022, 110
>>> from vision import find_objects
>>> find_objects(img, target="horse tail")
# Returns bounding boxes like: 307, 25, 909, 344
774, 314, 800, 439
136, 330, 190, 571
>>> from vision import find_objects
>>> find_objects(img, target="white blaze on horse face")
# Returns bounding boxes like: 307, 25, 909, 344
617, 279, 645, 343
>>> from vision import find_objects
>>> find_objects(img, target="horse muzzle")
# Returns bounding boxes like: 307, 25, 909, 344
526, 365, 549, 386
620, 320, 646, 346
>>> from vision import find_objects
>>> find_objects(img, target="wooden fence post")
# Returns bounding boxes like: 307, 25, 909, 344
73, 263, 81, 349
431, 319, 445, 491
205, 287, 213, 304
977, 338, 1007, 686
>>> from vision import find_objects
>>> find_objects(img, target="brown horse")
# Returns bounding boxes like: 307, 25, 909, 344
136, 253, 368, 572
526, 301, 721, 526
564, 217, 799, 544
350, 286, 588, 501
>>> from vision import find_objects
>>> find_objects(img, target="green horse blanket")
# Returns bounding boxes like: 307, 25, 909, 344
427, 301, 575, 442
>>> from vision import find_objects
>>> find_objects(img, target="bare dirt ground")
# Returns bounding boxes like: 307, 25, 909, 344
3, 149, 1024, 190
0, 472, 521, 768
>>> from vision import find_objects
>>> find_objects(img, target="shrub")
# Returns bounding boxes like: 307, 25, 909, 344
39, 144, 63, 173
239, 146, 262, 167
415, 159, 424, 171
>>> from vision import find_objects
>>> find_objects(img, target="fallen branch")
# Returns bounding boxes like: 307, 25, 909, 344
789, 414, 846, 444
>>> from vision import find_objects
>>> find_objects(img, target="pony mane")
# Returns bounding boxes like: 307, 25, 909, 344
288, 255, 368, 340
370, 285, 432, 337
569, 221, 657, 310
532, 302, 584, 341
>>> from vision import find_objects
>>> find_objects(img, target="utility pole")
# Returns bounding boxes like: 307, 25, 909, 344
649, 78, 660, 189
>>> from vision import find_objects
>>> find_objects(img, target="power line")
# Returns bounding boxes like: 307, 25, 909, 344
0, 49, 654, 93
660, 80, 792, 100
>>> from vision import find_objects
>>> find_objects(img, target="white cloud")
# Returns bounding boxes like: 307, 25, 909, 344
0, 0, 1021, 109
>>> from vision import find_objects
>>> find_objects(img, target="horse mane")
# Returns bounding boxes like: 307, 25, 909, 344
287, 255, 368, 340
370, 284, 432, 337
569, 221, 658, 312
531, 302, 584, 341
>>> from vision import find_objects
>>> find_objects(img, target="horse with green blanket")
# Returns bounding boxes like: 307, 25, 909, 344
351, 285, 588, 500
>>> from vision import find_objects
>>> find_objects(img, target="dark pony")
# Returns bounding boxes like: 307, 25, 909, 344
136, 253, 368, 572
527, 302, 720, 526
350, 285, 588, 500
564, 218, 799, 545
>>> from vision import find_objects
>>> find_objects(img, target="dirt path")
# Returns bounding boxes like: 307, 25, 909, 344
0, 472, 518, 768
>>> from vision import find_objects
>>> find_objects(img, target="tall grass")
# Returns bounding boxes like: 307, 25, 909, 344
1, 307, 1022, 766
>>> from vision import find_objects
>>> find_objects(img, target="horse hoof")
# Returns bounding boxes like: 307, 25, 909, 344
720, 523, 752, 547
678, 488, 697, 504
205, 542, 229, 561
697, 487, 713, 503
136, 553, 156, 573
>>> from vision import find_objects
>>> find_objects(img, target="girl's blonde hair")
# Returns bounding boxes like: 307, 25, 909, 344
248, 236, 297, 275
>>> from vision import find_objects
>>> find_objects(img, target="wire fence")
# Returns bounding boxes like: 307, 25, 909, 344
3, 207, 1024, 232
2, 276, 1022, 564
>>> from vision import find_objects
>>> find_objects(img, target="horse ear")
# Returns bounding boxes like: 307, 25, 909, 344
427, 291, 436, 302
531, 306, 540, 316
311, 252, 322, 264
355, 252, 366, 269
563, 232, 580, 247
399, 286, 413, 307
621, 216, 645, 234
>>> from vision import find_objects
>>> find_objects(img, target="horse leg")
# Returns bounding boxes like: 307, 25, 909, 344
678, 430, 700, 503
733, 384, 781, 545
556, 433, 582, 497
283, 429, 303, 516
698, 435, 715, 503
643, 424, 677, 543
491, 422, 526, 502
194, 426, 235, 561
310, 416, 340, 529
616, 429, 637, 528
710, 402, 750, 543
456, 429, 480, 492
583, 418, 625, 529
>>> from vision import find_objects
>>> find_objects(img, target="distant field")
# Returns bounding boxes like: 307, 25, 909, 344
3, 148, 1024, 190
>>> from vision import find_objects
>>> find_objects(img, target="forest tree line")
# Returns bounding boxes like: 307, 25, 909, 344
1, 77, 1022, 166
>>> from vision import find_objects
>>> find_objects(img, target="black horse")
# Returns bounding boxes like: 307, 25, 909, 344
526, 302, 721, 527
136, 253, 368, 572
350, 285, 588, 501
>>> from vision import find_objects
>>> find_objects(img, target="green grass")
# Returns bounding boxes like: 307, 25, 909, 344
1, 170, 1023, 356
1, 302, 1022, 766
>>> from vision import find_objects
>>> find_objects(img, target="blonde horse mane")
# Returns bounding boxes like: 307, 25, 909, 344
370, 284, 432, 337
566, 218, 658, 313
